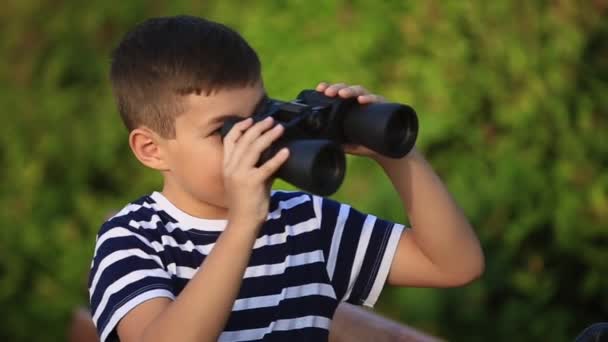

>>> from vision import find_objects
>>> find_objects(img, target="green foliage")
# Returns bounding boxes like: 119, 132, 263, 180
0, 1, 606, 341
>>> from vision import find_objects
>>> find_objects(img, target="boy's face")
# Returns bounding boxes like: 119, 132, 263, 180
159, 82, 267, 219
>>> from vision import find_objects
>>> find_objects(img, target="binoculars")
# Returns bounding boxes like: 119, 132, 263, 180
220, 89, 418, 196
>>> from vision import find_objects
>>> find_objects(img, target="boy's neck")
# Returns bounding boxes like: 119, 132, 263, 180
160, 183, 230, 220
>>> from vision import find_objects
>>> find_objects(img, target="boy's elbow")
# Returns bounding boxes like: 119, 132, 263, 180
472, 242, 486, 279
450, 250, 485, 287
465, 254, 485, 284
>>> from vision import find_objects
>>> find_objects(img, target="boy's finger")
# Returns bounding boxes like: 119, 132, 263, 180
316, 82, 329, 92
324, 83, 348, 96
223, 118, 253, 146
256, 148, 290, 180
357, 94, 386, 104
229, 117, 275, 166
338, 85, 369, 98
241, 123, 285, 167
223, 118, 253, 165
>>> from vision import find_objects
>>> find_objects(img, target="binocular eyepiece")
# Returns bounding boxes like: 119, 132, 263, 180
220, 89, 418, 196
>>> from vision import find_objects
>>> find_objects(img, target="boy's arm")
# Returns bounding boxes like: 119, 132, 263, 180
379, 148, 484, 287
116, 117, 290, 342
317, 83, 484, 288
118, 220, 260, 342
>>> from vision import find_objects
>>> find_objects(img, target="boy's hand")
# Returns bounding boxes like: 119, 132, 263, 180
222, 117, 289, 226
315, 82, 388, 160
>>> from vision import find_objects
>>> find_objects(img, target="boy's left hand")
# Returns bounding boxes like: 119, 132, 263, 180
315, 82, 387, 160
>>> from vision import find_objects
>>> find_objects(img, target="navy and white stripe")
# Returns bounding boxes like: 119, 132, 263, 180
88, 191, 404, 341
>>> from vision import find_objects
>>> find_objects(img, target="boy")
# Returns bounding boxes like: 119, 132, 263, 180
88, 15, 484, 342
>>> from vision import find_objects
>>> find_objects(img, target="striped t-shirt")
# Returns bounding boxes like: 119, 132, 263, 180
88, 190, 404, 342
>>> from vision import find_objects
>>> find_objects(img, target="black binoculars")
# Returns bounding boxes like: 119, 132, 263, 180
220, 89, 418, 196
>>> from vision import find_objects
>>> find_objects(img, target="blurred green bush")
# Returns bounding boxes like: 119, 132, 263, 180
0, 1, 606, 341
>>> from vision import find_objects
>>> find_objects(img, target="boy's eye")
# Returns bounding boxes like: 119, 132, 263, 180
203, 126, 222, 137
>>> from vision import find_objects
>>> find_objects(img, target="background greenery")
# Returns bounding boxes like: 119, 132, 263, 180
0, 1, 606, 341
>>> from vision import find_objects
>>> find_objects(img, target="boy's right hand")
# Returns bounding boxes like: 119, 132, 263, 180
222, 117, 289, 227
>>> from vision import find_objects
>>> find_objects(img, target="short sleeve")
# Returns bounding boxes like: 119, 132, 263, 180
311, 195, 404, 308
88, 224, 175, 342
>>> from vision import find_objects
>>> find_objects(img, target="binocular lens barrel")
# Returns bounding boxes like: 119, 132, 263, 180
275, 140, 345, 196
343, 103, 418, 158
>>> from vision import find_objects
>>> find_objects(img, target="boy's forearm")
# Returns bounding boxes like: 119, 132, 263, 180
140, 219, 259, 342
377, 148, 484, 280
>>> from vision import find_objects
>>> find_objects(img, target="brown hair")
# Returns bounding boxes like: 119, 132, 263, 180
110, 15, 261, 137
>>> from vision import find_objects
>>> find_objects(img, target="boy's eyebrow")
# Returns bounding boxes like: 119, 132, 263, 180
210, 92, 269, 124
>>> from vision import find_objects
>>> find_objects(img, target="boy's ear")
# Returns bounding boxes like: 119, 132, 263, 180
128, 127, 170, 171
